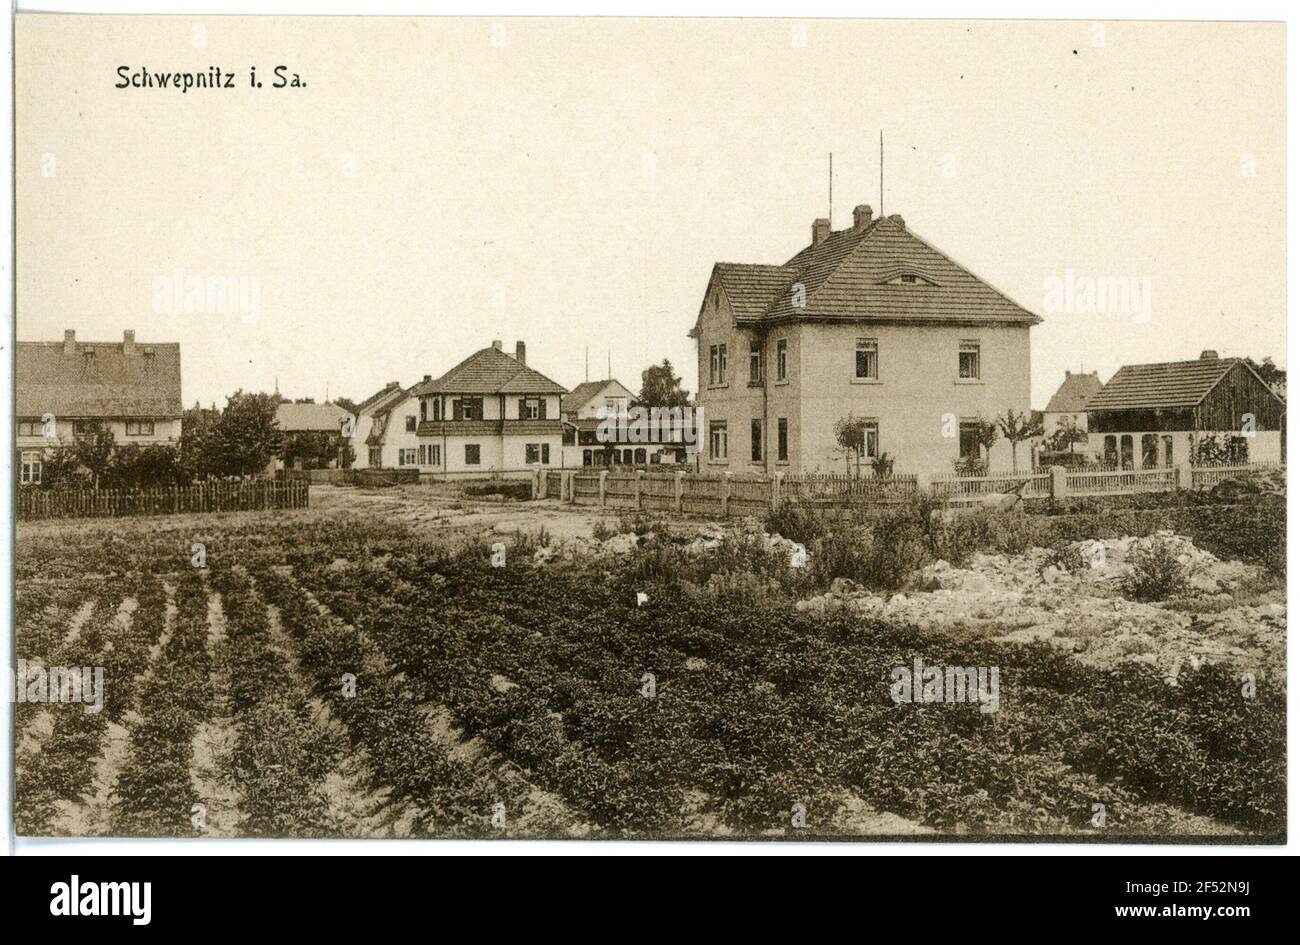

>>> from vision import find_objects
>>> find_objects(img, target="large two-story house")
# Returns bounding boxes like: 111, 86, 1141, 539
16, 329, 182, 484
689, 205, 1041, 477
408, 340, 566, 475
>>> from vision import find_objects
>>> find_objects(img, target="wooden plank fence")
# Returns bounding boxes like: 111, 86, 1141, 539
531, 460, 1283, 518
17, 480, 309, 521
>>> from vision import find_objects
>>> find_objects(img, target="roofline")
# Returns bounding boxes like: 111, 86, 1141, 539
747, 313, 1041, 329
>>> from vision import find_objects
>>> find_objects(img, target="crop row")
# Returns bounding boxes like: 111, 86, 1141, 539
110, 571, 212, 836
254, 567, 515, 836
289, 548, 1285, 836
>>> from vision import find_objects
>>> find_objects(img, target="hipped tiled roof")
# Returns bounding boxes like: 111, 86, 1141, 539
697, 214, 1040, 330
411, 346, 567, 396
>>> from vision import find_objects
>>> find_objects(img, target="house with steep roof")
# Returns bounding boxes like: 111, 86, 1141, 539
16, 329, 182, 485
559, 377, 681, 467
273, 400, 355, 472
1042, 370, 1103, 441
351, 381, 421, 469
1084, 350, 1284, 468
408, 340, 566, 475
690, 204, 1041, 476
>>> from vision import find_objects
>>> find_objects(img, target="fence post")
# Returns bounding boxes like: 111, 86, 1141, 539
634, 469, 643, 510
721, 472, 731, 517
531, 468, 541, 499
1174, 463, 1189, 490
770, 472, 781, 509
674, 470, 684, 512
1049, 465, 1068, 501
916, 472, 931, 498
598, 470, 608, 508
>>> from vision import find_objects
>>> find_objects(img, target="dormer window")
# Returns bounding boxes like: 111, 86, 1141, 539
880, 269, 938, 286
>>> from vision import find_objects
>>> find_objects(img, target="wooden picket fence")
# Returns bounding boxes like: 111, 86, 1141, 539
17, 480, 309, 521
537, 460, 1284, 517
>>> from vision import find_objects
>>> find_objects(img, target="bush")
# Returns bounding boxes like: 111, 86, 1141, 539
463, 480, 532, 500
1122, 537, 1192, 601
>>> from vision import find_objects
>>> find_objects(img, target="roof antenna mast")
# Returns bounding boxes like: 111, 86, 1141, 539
879, 131, 884, 218
828, 152, 833, 227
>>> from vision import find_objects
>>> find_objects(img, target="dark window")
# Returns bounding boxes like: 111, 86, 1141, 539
583, 449, 593, 467
465, 444, 481, 465
405, 416, 417, 432
1103, 435, 1118, 465
526, 443, 541, 464
1141, 434, 1158, 469
709, 421, 727, 460
959, 422, 981, 460
709, 345, 719, 385
776, 339, 788, 381
125, 420, 155, 436
777, 418, 788, 462
751, 419, 762, 461
855, 339, 878, 380
453, 397, 483, 421
749, 341, 762, 384
1120, 435, 1134, 469
958, 342, 981, 380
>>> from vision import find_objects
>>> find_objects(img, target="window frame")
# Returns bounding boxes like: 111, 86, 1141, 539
750, 418, 762, 462
855, 338, 879, 381
20, 450, 42, 485
708, 420, 728, 461
777, 418, 788, 462
958, 341, 981, 380
749, 340, 762, 384
776, 338, 788, 382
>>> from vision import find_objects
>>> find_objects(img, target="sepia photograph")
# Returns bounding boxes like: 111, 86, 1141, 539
3, 6, 1291, 863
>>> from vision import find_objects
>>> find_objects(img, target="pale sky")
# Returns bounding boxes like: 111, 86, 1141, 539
15, 16, 1285, 409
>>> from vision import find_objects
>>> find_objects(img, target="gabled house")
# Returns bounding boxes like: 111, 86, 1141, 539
273, 401, 355, 472
408, 340, 566, 475
690, 204, 1041, 476
1042, 370, 1103, 440
1084, 351, 1285, 468
16, 329, 182, 485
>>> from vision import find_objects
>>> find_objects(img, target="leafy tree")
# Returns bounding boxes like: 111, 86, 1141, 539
38, 448, 86, 488
1048, 414, 1088, 453
109, 443, 183, 488
968, 414, 1000, 467
334, 397, 360, 416
214, 390, 284, 477
283, 430, 353, 470
833, 415, 869, 477
1244, 356, 1285, 389
997, 408, 1044, 473
638, 359, 690, 407
74, 429, 116, 488
180, 404, 222, 481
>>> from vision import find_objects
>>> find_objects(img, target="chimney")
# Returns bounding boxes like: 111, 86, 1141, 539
123, 329, 136, 356
515, 341, 526, 365
852, 204, 874, 230
811, 218, 831, 246
1200, 349, 1220, 360
63, 329, 76, 355
423, 374, 432, 383
491, 339, 503, 351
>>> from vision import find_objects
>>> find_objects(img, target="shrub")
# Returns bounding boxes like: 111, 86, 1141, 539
463, 480, 532, 500
1122, 537, 1192, 602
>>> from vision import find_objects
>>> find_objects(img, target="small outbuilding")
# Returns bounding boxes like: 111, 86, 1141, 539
1084, 351, 1284, 468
